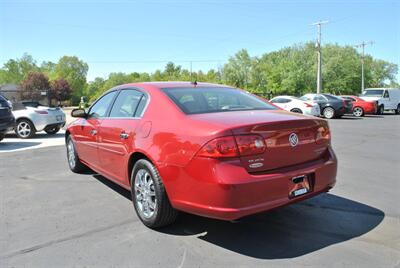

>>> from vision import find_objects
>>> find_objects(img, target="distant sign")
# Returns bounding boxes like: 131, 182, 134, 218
41, 91, 47, 96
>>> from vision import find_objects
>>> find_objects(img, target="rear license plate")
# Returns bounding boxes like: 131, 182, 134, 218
289, 175, 311, 198
56, 115, 62, 121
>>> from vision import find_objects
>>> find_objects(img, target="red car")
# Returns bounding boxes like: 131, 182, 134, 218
66, 82, 337, 228
340, 95, 377, 117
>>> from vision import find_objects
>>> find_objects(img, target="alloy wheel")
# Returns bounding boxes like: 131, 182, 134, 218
134, 169, 157, 219
17, 122, 31, 138
353, 107, 363, 117
323, 107, 335, 119
67, 139, 76, 169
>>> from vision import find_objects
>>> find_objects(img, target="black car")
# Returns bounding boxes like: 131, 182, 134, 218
299, 93, 352, 119
0, 94, 16, 142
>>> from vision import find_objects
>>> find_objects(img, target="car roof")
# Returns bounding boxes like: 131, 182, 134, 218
115, 81, 229, 90
272, 95, 295, 99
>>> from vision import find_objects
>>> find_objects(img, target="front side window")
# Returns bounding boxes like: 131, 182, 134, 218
162, 87, 277, 115
89, 91, 117, 118
109, 89, 143, 118
383, 90, 389, 98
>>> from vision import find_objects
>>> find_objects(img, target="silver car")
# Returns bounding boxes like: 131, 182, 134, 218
12, 102, 66, 138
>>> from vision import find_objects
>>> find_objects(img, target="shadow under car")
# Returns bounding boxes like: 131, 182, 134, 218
91, 174, 384, 259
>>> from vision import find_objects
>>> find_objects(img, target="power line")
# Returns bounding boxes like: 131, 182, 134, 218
312, 20, 329, 94
354, 41, 374, 93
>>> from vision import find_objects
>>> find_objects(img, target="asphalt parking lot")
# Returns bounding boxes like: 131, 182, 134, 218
0, 115, 399, 267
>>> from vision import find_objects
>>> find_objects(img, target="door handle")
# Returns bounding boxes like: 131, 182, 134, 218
120, 132, 129, 139
90, 129, 97, 136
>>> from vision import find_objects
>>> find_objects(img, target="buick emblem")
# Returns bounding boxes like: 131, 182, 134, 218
289, 133, 299, 147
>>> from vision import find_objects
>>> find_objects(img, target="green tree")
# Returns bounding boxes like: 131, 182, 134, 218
54, 56, 88, 105
223, 49, 252, 88
0, 54, 38, 84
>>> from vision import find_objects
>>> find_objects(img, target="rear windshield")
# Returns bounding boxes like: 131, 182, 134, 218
162, 87, 277, 114
361, 90, 384, 97
323, 94, 341, 100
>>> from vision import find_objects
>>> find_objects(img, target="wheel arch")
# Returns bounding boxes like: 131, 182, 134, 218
127, 151, 155, 186
15, 117, 37, 132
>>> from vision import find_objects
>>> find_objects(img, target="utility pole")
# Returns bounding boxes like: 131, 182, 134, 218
354, 41, 374, 93
190, 61, 193, 82
312, 20, 329, 94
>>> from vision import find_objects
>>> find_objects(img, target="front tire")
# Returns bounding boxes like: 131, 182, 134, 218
131, 159, 178, 228
0, 133, 4, 142
353, 107, 364, 117
395, 104, 400, 115
66, 135, 89, 173
15, 119, 35, 139
323, 107, 335, 119
377, 105, 384, 115
45, 126, 61, 135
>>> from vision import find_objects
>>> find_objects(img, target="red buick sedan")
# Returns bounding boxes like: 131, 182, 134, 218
340, 95, 377, 117
66, 82, 337, 228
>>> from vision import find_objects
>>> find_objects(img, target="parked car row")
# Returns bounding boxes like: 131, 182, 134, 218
0, 94, 66, 142
270, 88, 400, 118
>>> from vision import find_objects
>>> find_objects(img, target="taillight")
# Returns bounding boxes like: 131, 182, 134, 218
304, 102, 312, 107
316, 126, 331, 144
196, 135, 266, 158
235, 135, 266, 156
197, 136, 238, 158
35, 110, 48, 115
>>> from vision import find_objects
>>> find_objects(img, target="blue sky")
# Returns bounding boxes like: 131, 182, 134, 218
1, 0, 399, 81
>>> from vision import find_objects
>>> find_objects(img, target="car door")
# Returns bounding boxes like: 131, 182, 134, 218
386, 90, 396, 109
97, 88, 147, 184
73, 90, 118, 168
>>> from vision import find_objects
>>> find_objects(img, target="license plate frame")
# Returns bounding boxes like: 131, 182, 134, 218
288, 174, 312, 198
56, 115, 62, 121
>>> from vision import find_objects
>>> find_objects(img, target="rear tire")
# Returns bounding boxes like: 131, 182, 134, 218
15, 119, 36, 139
323, 107, 335, 119
131, 159, 178, 228
66, 135, 89, 173
395, 104, 400, 115
290, 108, 303, 114
353, 107, 364, 117
45, 126, 61, 135
0, 133, 4, 142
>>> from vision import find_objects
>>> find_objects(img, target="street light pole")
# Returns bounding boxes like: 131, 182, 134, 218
312, 20, 329, 94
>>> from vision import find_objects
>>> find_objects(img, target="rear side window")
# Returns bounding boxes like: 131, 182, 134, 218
272, 98, 291, 103
109, 89, 143, 118
162, 87, 277, 115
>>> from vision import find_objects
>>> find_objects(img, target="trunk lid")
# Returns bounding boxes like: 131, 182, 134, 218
191, 110, 330, 172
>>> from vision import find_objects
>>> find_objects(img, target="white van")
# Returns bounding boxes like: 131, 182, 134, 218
359, 88, 400, 114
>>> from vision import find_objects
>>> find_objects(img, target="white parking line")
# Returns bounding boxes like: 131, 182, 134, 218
0, 130, 66, 153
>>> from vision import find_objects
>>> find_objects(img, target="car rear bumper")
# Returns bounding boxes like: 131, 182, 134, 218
31, 113, 66, 131
162, 147, 337, 220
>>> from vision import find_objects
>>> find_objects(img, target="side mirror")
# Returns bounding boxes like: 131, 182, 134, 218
71, 108, 87, 118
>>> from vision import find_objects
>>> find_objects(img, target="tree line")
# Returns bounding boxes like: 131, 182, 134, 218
0, 42, 398, 105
